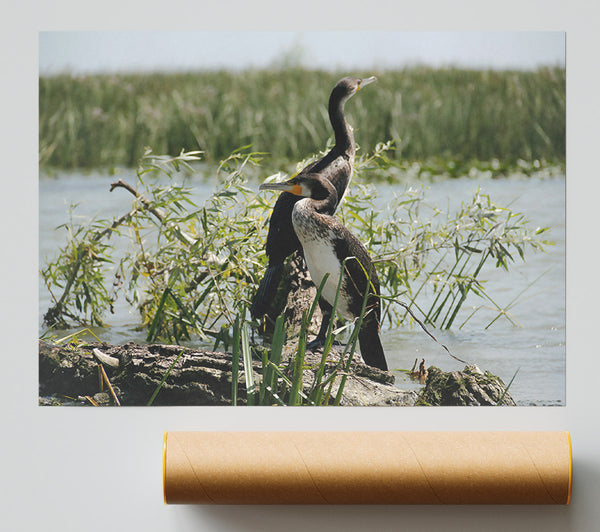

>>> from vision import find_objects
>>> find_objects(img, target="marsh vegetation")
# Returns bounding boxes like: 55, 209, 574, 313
40, 67, 565, 170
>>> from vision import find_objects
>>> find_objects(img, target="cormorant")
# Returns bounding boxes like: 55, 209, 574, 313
259, 173, 388, 371
250, 76, 377, 346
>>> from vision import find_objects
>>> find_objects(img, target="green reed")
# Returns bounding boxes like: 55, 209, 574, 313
39, 67, 565, 170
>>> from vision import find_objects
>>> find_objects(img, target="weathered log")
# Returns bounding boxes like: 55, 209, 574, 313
38, 339, 416, 406
40, 340, 238, 405
416, 365, 516, 406
39, 342, 516, 407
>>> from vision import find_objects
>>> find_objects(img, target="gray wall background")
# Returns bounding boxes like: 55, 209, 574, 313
3, 1, 599, 530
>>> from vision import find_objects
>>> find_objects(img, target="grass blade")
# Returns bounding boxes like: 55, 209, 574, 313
496, 368, 519, 406
262, 314, 285, 404
332, 264, 374, 406
231, 316, 240, 406
289, 311, 308, 406
241, 321, 255, 405
147, 348, 187, 406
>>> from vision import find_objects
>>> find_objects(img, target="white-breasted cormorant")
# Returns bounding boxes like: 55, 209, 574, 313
259, 173, 388, 371
250, 76, 377, 346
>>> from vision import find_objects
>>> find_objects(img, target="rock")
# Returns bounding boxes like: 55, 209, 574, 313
292, 345, 416, 407
416, 365, 516, 406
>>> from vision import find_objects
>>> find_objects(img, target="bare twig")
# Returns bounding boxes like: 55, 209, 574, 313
110, 179, 165, 223
110, 179, 195, 245
83, 396, 99, 407
92, 348, 120, 368
98, 364, 121, 406
397, 301, 469, 364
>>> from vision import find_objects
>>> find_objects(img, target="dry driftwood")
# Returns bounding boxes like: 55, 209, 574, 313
39, 339, 515, 407
38, 339, 417, 406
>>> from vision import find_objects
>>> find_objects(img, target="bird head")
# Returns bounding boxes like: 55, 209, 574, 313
259, 174, 335, 201
259, 175, 313, 197
356, 76, 378, 91
332, 75, 377, 103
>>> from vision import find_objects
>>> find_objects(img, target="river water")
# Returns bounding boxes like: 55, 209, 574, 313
39, 170, 565, 406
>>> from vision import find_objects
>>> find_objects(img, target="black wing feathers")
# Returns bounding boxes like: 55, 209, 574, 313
331, 228, 381, 322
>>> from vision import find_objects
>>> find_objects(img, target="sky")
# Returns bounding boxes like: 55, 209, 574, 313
39, 31, 565, 75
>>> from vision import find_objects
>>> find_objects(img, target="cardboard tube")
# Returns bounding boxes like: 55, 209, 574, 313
163, 431, 572, 505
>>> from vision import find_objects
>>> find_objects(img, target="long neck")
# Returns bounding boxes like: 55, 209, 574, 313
328, 89, 355, 155
293, 193, 337, 244
313, 177, 338, 214
293, 178, 339, 234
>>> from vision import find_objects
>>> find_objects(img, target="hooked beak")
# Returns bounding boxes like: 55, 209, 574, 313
357, 76, 377, 90
259, 180, 303, 196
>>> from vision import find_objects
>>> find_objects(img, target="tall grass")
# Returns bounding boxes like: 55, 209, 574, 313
39, 67, 565, 169
230, 272, 365, 406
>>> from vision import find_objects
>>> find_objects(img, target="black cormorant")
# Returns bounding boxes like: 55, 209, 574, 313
250, 76, 377, 345
259, 173, 388, 371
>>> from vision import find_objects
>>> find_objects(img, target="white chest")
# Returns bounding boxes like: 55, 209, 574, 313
292, 206, 352, 320
304, 241, 352, 320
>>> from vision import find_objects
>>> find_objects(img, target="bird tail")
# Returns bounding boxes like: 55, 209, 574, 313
358, 322, 388, 371
250, 264, 284, 319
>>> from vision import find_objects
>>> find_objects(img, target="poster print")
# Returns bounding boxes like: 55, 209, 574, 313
38, 32, 565, 407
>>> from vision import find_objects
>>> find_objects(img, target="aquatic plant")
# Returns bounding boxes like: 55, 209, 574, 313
42, 146, 551, 335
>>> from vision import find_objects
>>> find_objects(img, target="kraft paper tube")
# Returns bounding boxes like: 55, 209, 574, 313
163, 431, 572, 505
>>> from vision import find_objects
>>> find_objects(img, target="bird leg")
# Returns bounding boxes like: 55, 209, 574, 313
306, 298, 341, 350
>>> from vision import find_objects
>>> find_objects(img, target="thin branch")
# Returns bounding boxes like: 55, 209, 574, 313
99, 364, 121, 406
397, 301, 469, 364
43, 209, 134, 326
